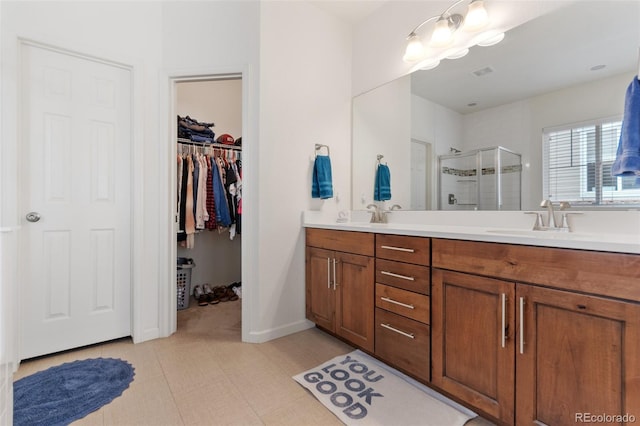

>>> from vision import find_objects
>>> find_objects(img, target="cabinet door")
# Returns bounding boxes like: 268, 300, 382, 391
432, 269, 516, 424
335, 251, 374, 352
516, 285, 640, 426
305, 246, 335, 332
375, 308, 430, 383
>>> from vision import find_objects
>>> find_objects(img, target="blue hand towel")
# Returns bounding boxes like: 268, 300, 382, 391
312, 155, 334, 199
611, 77, 640, 177
374, 164, 391, 201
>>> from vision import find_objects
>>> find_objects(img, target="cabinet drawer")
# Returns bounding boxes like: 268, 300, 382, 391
376, 234, 430, 266
376, 259, 430, 295
432, 238, 640, 302
375, 308, 430, 383
376, 284, 430, 324
306, 228, 374, 256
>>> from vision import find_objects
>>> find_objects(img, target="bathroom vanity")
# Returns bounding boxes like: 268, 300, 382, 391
304, 212, 640, 425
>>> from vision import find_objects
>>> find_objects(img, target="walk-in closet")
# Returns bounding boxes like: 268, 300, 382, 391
175, 78, 242, 325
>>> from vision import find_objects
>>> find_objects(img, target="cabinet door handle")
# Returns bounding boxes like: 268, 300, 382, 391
326, 258, 331, 289
501, 293, 506, 348
519, 297, 525, 354
380, 245, 415, 253
332, 258, 337, 290
380, 323, 415, 339
380, 270, 415, 281
380, 296, 415, 310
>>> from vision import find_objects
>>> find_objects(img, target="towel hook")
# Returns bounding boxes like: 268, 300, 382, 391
377, 154, 384, 164
315, 143, 330, 157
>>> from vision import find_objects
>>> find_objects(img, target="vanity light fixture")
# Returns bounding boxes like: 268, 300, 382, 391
464, 0, 490, 31
474, 29, 505, 46
403, 0, 503, 68
445, 48, 470, 60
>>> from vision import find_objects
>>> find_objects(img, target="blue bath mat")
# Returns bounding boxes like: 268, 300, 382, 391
14, 357, 135, 426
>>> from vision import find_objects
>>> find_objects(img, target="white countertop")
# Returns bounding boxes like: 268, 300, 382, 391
302, 210, 640, 254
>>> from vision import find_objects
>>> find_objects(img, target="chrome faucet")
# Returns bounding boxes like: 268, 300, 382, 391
528, 200, 578, 232
367, 204, 402, 223
366, 204, 382, 223
540, 199, 557, 228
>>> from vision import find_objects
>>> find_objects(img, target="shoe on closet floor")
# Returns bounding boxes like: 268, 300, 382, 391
213, 286, 229, 302
193, 285, 209, 306
203, 284, 220, 305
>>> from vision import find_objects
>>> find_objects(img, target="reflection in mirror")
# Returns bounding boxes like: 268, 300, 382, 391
438, 146, 521, 210
351, 0, 639, 212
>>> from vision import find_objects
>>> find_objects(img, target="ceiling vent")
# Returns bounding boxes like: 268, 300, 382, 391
472, 66, 494, 77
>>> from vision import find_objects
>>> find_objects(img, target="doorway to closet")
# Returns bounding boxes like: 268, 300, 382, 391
173, 76, 243, 331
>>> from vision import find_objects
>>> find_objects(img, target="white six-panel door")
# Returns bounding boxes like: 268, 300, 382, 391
19, 43, 132, 359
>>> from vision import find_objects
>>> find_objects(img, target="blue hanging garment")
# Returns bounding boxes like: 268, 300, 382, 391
312, 155, 334, 199
611, 76, 640, 178
374, 163, 391, 201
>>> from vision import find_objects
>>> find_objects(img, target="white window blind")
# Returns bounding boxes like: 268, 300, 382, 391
543, 117, 640, 206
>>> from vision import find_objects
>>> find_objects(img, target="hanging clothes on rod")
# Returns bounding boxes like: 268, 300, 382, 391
176, 143, 242, 248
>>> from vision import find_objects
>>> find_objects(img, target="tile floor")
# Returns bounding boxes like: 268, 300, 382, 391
14, 298, 495, 425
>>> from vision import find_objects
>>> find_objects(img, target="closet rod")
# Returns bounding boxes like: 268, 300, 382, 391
177, 137, 242, 151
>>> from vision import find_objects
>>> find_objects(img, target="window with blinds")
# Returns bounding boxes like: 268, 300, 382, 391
543, 117, 640, 206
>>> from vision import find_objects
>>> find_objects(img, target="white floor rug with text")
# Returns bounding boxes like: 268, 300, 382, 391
293, 350, 477, 426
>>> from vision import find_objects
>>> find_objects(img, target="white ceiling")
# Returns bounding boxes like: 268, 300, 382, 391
410, 1, 640, 113
314, 1, 640, 114
310, 0, 388, 23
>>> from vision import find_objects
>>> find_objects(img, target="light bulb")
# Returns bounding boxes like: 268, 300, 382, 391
464, 0, 489, 32
445, 48, 469, 59
403, 33, 425, 62
430, 17, 453, 47
418, 58, 440, 71
475, 30, 505, 46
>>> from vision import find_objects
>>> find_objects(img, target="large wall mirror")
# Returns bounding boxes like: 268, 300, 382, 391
352, 0, 639, 212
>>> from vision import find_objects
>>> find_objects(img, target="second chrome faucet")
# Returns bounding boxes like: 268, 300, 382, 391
366, 204, 402, 223
527, 200, 577, 232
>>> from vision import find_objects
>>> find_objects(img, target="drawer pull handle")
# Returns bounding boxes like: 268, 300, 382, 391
380, 296, 415, 310
501, 293, 506, 348
327, 258, 331, 289
519, 297, 525, 355
381, 323, 415, 339
380, 245, 415, 253
380, 271, 415, 281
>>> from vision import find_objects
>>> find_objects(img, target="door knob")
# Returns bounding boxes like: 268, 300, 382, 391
26, 212, 41, 222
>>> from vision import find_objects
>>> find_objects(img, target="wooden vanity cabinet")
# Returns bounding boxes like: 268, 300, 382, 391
305, 228, 375, 352
432, 238, 640, 426
374, 234, 431, 382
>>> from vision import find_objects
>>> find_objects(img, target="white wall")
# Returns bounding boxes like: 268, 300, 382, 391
411, 91, 463, 209
159, 1, 260, 340
1, 1, 353, 376
460, 72, 632, 209
0, 0, 166, 339
353, 77, 411, 210
256, 1, 352, 340
0, 1, 167, 421
0, 230, 16, 426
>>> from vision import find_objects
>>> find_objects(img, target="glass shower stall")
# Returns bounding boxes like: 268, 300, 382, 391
438, 146, 522, 210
